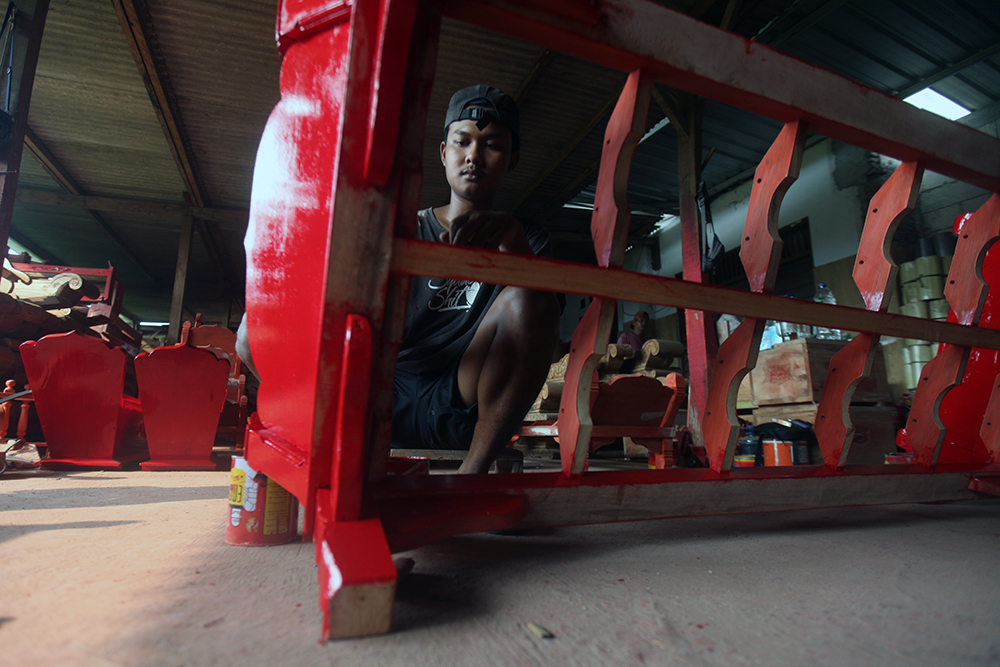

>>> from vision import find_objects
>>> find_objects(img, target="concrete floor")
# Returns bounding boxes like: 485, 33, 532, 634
2, 469, 999, 667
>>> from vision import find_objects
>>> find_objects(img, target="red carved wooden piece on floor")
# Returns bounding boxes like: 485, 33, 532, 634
814, 162, 923, 467
20, 331, 145, 469
135, 343, 231, 471
701, 121, 806, 471
908, 195, 1000, 467
181, 315, 248, 442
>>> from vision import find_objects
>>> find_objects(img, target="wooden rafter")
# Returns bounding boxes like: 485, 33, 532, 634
22, 127, 158, 284
513, 48, 553, 102
513, 82, 624, 210
897, 41, 1000, 99
15, 188, 248, 226
0, 0, 48, 258
110, 0, 242, 309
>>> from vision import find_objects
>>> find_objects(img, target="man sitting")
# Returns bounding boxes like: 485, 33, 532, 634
616, 310, 649, 352
392, 85, 560, 473
237, 85, 559, 474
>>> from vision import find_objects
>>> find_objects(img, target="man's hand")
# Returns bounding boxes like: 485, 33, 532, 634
440, 211, 534, 255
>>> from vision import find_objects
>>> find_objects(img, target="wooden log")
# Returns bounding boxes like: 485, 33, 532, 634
632, 338, 685, 371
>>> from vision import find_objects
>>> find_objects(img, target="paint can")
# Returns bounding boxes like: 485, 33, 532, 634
732, 454, 756, 468
762, 438, 794, 466
225, 456, 299, 546
791, 440, 809, 465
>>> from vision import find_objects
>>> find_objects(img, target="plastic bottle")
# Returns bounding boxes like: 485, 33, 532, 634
813, 283, 841, 340
759, 320, 781, 350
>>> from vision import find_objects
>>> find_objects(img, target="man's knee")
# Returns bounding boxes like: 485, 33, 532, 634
497, 287, 560, 340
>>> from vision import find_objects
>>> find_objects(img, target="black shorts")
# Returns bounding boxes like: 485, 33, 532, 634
391, 356, 478, 450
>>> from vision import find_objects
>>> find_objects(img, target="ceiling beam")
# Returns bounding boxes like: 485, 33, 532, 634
513, 48, 554, 102
896, 41, 1000, 100
8, 229, 62, 264
111, 0, 242, 309
513, 82, 624, 211
756, 0, 851, 48
15, 188, 248, 226
22, 127, 158, 284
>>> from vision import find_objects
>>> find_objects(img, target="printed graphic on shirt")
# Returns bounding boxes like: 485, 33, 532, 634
427, 278, 481, 312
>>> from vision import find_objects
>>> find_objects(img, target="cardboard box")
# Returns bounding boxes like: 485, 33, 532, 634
750, 338, 892, 406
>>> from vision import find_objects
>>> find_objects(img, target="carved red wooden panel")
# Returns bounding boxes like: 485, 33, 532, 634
702, 121, 805, 471
739, 121, 807, 293
558, 297, 615, 474
702, 317, 764, 471
908, 195, 1000, 467
813, 334, 878, 468
558, 68, 650, 475
853, 162, 924, 312
907, 345, 970, 467
981, 374, 1000, 464
591, 70, 652, 269
814, 162, 922, 467
945, 194, 1000, 326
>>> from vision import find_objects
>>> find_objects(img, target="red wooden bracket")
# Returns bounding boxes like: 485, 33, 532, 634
701, 121, 805, 472
739, 121, 807, 293
853, 162, 925, 312
813, 333, 878, 468
909, 194, 1000, 467
363, 0, 419, 184
701, 317, 764, 471
945, 194, 1000, 326
557, 68, 650, 475
814, 162, 923, 468
558, 296, 615, 475
591, 69, 652, 269
981, 373, 1000, 464
331, 314, 373, 522
907, 344, 971, 467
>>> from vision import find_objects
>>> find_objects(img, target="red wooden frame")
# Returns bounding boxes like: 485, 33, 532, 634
243, 0, 1000, 639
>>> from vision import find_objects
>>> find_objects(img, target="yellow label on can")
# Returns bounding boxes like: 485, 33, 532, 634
229, 468, 245, 507
263, 482, 292, 535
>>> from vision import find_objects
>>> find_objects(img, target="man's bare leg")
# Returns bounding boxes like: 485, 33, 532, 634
455, 286, 560, 474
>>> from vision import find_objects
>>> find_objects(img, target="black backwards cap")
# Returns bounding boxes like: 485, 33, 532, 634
444, 85, 520, 151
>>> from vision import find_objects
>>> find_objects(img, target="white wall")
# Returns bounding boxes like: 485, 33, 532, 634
652, 138, 865, 279
558, 139, 867, 342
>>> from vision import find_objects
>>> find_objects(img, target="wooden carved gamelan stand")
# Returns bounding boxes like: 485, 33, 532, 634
243, 0, 1000, 640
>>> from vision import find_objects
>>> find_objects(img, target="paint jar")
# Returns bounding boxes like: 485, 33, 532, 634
791, 441, 809, 465
225, 456, 299, 546
762, 439, 794, 466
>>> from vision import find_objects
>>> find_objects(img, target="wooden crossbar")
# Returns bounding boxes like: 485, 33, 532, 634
390, 239, 1000, 350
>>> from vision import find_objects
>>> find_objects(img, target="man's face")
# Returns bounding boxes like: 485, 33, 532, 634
633, 316, 648, 334
440, 118, 519, 205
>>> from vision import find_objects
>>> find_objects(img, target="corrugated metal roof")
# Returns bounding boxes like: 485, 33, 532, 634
7, 0, 999, 324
